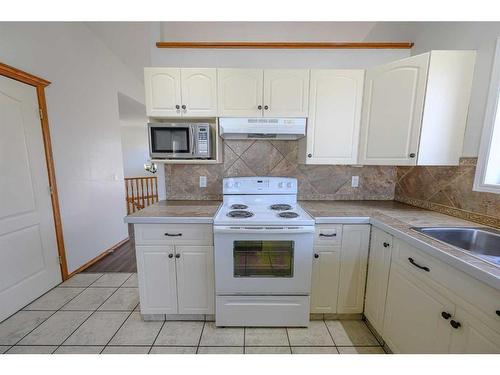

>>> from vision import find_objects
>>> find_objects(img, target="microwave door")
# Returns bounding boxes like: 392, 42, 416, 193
150, 125, 191, 158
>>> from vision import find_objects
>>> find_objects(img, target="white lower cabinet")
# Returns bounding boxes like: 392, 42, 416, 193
310, 246, 341, 313
175, 245, 215, 314
382, 262, 454, 353
134, 224, 215, 316
310, 224, 370, 315
364, 227, 393, 333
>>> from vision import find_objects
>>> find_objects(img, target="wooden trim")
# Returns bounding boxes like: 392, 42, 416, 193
0, 62, 50, 87
67, 238, 130, 277
156, 41, 414, 49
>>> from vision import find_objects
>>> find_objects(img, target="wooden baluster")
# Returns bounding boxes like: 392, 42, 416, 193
125, 179, 130, 214
154, 176, 158, 203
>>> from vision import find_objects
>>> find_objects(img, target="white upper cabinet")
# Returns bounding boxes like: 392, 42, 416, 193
263, 69, 309, 117
145, 68, 182, 117
359, 51, 475, 166
299, 69, 364, 164
145, 68, 217, 118
217, 69, 263, 117
180, 68, 217, 117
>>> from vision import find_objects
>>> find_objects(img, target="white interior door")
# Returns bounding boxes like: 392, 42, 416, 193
0, 75, 61, 322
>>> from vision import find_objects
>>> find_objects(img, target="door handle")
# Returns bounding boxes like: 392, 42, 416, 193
175, 253, 181, 259
168, 253, 174, 258
319, 233, 336, 237
383, 242, 390, 248
257, 105, 262, 110
314, 253, 319, 259
164, 233, 182, 237
441, 311, 451, 320
450, 320, 461, 329
264, 105, 269, 110
408, 257, 430, 272
181, 104, 186, 110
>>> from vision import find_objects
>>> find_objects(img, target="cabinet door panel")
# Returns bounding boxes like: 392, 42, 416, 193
310, 247, 341, 314
263, 69, 309, 117
383, 263, 453, 353
364, 227, 393, 333
218, 69, 263, 117
144, 68, 181, 117
359, 53, 429, 165
175, 246, 215, 314
449, 307, 500, 353
337, 225, 370, 314
136, 245, 177, 314
181, 68, 217, 117
306, 69, 364, 164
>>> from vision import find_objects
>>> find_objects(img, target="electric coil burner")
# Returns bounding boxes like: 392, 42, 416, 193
278, 211, 300, 219
214, 177, 315, 327
227, 210, 254, 218
270, 204, 292, 211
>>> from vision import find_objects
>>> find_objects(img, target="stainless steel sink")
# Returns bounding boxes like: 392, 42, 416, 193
411, 227, 500, 266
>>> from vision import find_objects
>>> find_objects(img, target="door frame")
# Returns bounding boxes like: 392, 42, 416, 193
0, 61, 69, 280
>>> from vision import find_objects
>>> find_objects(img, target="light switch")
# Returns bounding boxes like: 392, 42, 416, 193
351, 176, 359, 188
199, 175, 207, 188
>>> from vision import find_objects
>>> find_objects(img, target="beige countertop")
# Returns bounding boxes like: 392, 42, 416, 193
124, 200, 221, 224
125, 199, 499, 289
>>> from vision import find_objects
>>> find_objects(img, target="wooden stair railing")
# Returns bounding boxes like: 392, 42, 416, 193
125, 176, 159, 214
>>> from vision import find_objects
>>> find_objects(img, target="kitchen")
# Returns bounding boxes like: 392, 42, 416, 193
0, 7, 499, 372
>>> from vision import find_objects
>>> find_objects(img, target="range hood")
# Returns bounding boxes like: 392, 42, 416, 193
219, 117, 306, 140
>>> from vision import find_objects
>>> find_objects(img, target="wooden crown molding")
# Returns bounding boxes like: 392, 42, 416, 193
156, 41, 414, 49
0, 62, 50, 87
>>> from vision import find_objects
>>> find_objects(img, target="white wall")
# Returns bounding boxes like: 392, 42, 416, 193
0, 22, 144, 273
120, 122, 166, 200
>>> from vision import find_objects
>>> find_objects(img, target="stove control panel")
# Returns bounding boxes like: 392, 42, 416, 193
223, 177, 297, 195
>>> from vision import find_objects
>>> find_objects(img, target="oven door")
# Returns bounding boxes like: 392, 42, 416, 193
148, 123, 193, 158
214, 226, 314, 295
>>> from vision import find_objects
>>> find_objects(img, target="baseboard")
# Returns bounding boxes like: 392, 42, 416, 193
67, 237, 129, 278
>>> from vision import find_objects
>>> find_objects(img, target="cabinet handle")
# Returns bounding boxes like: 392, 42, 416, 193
165, 233, 182, 237
314, 253, 319, 259
450, 320, 461, 329
383, 242, 390, 248
409, 153, 416, 158
496, 310, 500, 317
181, 104, 186, 110
264, 105, 269, 110
319, 233, 336, 237
441, 311, 451, 320
258, 105, 262, 110
408, 257, 430, 272
175, 105, 180, 110
307, 154, 312, 158
168, 253, 174, 258
175, 253, 181, 259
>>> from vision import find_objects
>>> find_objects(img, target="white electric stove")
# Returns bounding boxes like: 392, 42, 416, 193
213, 177, 314, 327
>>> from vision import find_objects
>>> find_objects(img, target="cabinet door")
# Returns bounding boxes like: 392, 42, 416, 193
180, 68, 217, 117
383, 263, 453, 353
144, 68, 182, 117
305, 70, 364, 164
449, 307, 500, 353
175, 246, 215, 314
217, 69, 263, 117
136, 245, 177, 314
310, 246, 341, 314
358, 53, 430, 165
337, 225, 370, 314
263, 69, 309, 117
364, 227, 393, 334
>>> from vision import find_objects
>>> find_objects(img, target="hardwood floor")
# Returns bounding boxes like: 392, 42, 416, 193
82, 240, 137, 273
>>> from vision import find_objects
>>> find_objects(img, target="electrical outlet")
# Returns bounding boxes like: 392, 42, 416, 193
351, 176, 359, 188
199, 176, 207, 188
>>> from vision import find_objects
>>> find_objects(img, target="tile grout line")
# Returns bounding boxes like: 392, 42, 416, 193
7, 273, 107, 351
285, 326, 292, 353
243, 327, 246, 354
323, 320, 339, 353
195, 321, 206, 354
100, 302, 139, 354
148, 319, 167, 354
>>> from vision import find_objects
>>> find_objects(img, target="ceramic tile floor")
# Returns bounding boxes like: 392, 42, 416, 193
0, 273, 386, 354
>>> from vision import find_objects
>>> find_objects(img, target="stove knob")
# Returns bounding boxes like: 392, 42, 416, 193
278, 182, 284, 188
286, 182, 292, 188
234, 182, 241, 188
225, 182, 233, 188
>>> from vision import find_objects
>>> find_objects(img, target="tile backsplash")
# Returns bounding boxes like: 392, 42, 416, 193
395, 158, 500, 228
165, 140, 396, 201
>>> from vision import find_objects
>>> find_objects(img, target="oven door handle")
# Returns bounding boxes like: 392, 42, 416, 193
213, 226, 315, 234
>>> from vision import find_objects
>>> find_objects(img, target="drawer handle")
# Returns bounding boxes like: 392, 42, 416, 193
408, 257, 430, 272
450, 320, 461, 329
383, 242, 390, 248
319, 233, 336, 237
441, 311, 451, 320
164, 233, 182, 237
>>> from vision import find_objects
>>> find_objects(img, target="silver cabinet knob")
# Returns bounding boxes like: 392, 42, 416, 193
409, 153, 416, 158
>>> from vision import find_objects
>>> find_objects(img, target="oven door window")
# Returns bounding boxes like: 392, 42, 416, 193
233, 241, 294, 278
151, 127, 190, 153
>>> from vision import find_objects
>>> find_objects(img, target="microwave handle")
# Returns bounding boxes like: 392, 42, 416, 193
190, 127, 196, 155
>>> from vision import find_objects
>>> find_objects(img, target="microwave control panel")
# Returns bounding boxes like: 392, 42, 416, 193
197, 125, 209, 155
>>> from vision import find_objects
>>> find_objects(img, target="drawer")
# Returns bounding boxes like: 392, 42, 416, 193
393, 238, 500, 327
134, 224, 213, 245
315, 225, 342, 246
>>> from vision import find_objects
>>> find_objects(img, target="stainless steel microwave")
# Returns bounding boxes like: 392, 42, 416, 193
148, 122, 211, 159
